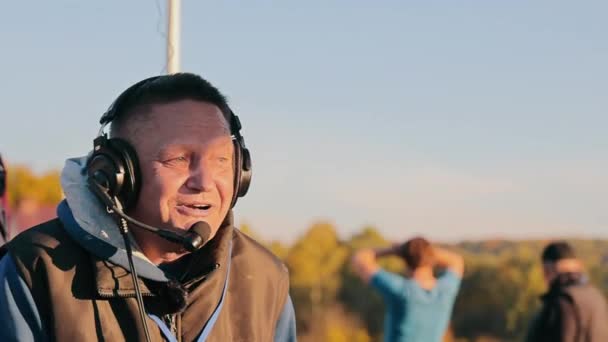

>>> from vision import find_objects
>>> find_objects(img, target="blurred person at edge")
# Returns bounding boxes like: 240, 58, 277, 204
0, 154, 7, 243
526, 241, 608, 342
0, 74, 296, 341
351, 236, 463, 342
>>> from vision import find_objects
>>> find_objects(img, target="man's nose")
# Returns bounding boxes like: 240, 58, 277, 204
185, 161, 214, 192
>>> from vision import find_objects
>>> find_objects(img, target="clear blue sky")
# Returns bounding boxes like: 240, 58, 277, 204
1, 1, 606, 242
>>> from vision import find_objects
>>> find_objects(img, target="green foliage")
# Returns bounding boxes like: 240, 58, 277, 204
267, 241, 289, 260
286, 222, 348, 292
285, 222, 350, 335
5, 165, 62, 208
278, 225, 608, 341
339, 226, 395, 339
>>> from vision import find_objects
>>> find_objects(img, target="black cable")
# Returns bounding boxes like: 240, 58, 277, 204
119, 218, 152, 342
153, 0, 170, 74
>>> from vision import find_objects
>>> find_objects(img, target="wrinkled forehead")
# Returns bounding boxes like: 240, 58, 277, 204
142, 100, 230, 134
148, 100, 229, 128
131, 100, 232, 144
112, 98, 229, 129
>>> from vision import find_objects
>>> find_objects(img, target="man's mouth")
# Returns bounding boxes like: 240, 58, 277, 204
187, 203, 211, 210
175, 203, 213, 217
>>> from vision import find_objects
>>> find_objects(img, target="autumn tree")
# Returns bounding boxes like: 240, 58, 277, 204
6, 165, 62, 208
285, 221, 349, 337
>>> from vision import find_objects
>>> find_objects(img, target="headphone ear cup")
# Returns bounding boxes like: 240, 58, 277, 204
106, 138, 141, 210
86, 137, 140, 210
238, 146, 252, 198
230, 140, 252, 208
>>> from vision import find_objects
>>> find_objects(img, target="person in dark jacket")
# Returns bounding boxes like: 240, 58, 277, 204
0, 74, 296, 341
526, 241, 608, 342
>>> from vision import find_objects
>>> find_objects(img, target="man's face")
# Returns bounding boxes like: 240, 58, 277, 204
127, 100, 235, 263
542, 258, 582, 287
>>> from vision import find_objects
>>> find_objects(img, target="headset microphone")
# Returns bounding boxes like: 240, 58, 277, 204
151, 222, 211, 252
88, 175, 211, 252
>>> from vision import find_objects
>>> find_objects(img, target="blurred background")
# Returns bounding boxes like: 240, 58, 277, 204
0, 1, 606, 341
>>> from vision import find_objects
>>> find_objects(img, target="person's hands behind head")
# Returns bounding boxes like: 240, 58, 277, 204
432, 245, 465, 278
373, 242, 402, 258
351, 249, 381, 283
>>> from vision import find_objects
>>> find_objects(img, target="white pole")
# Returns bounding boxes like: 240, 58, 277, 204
167, 0, 181, 74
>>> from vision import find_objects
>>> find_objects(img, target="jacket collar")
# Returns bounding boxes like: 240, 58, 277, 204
93, 214, 235, 299
541, 271, 588, 301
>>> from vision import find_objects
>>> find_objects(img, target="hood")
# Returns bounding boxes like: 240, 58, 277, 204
58, 156, 168, 282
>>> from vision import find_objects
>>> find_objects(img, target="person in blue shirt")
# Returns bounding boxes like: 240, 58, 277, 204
351, 236, 464, 342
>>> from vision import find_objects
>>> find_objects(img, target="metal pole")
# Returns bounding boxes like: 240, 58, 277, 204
167, 0, 181, 74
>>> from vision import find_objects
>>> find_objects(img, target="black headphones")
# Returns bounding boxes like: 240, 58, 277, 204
86, 76, 252, 210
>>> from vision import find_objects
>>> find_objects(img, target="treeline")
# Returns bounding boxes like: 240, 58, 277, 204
253, 224, 608, 342
4, 165, 62, 208
6, 166, 608, 341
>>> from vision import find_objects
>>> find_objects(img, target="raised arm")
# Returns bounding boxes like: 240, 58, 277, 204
350, 244, 399, 283
433, 246, 465, 278
351, 249, 380, 283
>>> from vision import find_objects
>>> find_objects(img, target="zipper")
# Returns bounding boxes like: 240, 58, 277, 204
160, 313, 183, 342
176, 314, 182, 342
164, 314, 177, 338
97, 289, 155, 298
183, 262, 220, 288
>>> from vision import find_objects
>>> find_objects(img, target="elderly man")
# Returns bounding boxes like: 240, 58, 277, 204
0, 74, 296, 341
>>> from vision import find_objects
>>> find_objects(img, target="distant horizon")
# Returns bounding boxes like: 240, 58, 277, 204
4, 189, 606, 246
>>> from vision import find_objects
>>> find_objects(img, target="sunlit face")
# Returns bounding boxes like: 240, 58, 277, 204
542, 258, 582, 288
125, 100, 234, 264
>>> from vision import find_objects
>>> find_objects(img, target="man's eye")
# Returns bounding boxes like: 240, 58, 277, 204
216, 157, 233, 168
164, 156, 189, 165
